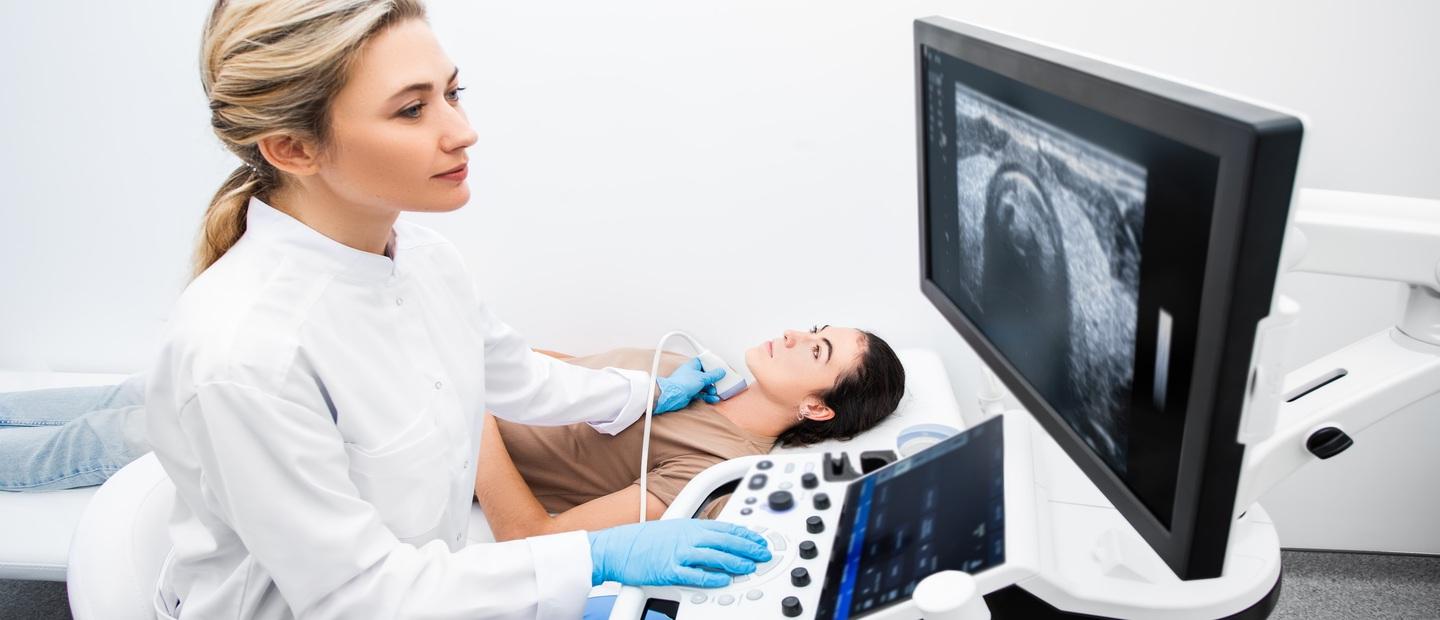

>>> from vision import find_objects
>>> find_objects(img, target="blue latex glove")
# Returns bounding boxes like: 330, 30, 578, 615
654, 357, 727, 413
588, 519, 772, 588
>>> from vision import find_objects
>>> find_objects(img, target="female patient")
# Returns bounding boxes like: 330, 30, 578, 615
0, 325, 903, 495
475, 324, 905, 540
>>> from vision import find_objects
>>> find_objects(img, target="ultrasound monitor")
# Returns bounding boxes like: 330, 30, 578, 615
915, 17, 1302, 579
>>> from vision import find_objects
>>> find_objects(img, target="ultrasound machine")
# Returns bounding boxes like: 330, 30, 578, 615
610, 16, 1440, 620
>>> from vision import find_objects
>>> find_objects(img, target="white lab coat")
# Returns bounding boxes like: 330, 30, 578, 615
144, 196, 653, 619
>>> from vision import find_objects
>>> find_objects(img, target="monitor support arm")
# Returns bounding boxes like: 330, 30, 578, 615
1231, 188, 1440, 519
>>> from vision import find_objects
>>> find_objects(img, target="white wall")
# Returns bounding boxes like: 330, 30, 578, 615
1, 0, 1435, 553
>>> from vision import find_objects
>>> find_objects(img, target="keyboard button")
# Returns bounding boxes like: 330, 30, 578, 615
768, 533, 788, 551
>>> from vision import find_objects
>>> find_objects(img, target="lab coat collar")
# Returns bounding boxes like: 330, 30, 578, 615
245, 195, 399, 283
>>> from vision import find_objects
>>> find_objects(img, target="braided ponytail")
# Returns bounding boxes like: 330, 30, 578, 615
194, 162, 265, 276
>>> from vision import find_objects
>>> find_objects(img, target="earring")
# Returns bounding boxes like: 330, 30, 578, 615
796, 408, 809, 422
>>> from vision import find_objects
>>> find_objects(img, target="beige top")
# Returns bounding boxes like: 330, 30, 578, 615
495, 348, 775, 514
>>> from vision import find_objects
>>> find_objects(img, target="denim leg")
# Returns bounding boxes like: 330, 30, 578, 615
0, 373, 146, 427
0, 403, 150, 491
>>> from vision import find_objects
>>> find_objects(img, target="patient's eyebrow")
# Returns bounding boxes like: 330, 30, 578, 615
389, 66, 460, 101
818, 324, 833, 363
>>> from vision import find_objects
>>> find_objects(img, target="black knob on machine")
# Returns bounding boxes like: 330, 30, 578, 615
768, 490, 795, 512
1306, 426, 1354, 459
813, 492, 831, 510
822, 452, 860, 482
806, 515, 824, 534
801, 472, 819, 489
782, 596, 803, 617
791, 567, 811, 587
799, 540, 818, 559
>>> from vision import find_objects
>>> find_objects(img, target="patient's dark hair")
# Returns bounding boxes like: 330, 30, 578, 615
778, 331, 906, 447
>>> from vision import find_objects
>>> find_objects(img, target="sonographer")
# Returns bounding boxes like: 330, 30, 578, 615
142, 1, 770, 618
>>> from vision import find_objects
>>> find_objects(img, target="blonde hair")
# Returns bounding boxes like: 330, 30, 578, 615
194, 0, 427, 276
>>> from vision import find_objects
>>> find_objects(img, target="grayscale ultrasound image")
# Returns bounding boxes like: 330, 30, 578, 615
949, 83, 1145, 473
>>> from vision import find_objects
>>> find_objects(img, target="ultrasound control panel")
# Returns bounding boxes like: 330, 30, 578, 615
668, 451, 860, 619
660, 416, 1004, 620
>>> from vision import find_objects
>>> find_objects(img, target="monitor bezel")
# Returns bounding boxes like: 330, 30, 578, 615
914, 16, 1302, 579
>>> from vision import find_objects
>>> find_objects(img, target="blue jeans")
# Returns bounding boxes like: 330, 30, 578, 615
0, 374, 150, 491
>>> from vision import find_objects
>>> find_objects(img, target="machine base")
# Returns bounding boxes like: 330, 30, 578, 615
982, 571, 1282, 620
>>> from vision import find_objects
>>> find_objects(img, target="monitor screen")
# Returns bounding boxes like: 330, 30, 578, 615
921, 43, 1222, 526
915, 17, 1302, 579
816, 416, 1005, 620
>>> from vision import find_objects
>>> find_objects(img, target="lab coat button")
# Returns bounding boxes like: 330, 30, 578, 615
395, 297, 404, 306
434, 380, 443, 390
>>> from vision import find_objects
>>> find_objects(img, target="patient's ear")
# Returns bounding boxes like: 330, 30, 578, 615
800, 396, 836, 422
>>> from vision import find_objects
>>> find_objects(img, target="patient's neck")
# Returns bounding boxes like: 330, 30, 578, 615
711, 388, 795, 440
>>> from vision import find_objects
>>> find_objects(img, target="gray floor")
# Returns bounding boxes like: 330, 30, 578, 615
2, 550, 1436, 618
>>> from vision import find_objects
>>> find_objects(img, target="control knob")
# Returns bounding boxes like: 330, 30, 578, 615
806, 515, 825, 534
799, 540, 818, 560
791, 567, 811, 587
782, 596, 803, 618
768, 490, 795, 512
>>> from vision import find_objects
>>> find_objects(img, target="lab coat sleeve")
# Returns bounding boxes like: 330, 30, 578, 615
477, 300, 652, 434
178, 380, 593, 619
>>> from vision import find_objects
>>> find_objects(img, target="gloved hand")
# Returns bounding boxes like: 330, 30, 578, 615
654, 357, 727, 413
588, 519, 772, 588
